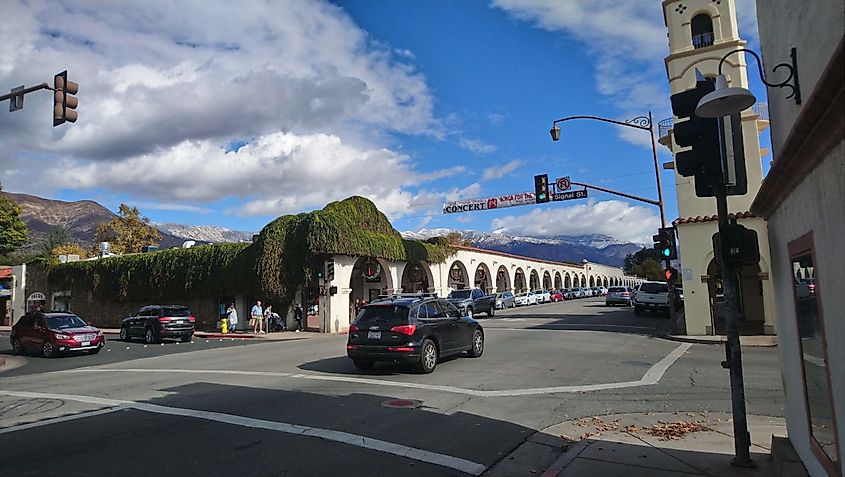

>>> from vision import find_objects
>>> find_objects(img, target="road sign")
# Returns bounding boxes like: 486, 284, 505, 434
552, 189, 588, 201
555, 176, 571, 191
443, 192, 536, 214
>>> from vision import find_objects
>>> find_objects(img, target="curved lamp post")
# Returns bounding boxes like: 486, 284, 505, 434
549, 112, 666, 228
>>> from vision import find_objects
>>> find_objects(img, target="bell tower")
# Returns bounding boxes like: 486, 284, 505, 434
659, 0, 776, 336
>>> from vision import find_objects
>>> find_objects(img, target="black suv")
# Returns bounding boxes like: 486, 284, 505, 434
346, 296, 484, 374
120, 305, 195, 343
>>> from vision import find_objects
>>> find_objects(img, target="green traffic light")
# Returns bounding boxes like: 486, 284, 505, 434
662, 248, 671, 257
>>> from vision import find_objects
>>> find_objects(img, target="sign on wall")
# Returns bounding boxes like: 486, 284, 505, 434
27, 292, 46, 301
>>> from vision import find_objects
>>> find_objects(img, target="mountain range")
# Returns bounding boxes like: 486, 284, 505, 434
3, 192, 645, 266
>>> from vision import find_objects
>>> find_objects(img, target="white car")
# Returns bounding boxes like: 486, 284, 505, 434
532, 289, 551, 303
514, 291, 537, 306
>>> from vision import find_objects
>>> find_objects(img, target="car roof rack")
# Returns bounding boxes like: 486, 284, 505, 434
370, 292, 438, 303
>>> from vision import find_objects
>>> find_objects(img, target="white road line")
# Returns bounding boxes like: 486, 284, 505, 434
0, 406, 125, 435
0, 390, 486, 476
57, 343, 693, 397
485, 325, 656, 332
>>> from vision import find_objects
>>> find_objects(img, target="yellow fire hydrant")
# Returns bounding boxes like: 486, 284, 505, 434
221, 318, 229, 334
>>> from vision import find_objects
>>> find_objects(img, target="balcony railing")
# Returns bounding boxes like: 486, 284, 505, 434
692, 32, 715, 49
658, 117, 674, 139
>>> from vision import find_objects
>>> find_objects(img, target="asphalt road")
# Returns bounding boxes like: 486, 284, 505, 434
0, 297, 784, 476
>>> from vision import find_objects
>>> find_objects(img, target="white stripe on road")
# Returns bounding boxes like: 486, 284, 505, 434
0, 406, 125, 435
485, 325, 657, 332
0, 390, 486, 476
58, 343, 693, 397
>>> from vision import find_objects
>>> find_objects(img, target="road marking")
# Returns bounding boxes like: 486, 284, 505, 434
485, 325, 657, 332
0, 405, 125, 435
57, 343, 693, 397
0, 390, 486, 476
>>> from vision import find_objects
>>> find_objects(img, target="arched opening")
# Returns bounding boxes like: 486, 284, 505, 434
589, 276, 595, 288
514, 268, 526, 292
603, 277, 609, 287
474, 263, 492, 293
580, 275, 587, 287
542, 271, 552, 290
495, 265, 511, 292
529, 270, 540, 290
564, 273, 572, 289
691, 13, 714, 49
400, 261, 433, 293
448, 260, 470, 290
706, 259, 766, 335
554, 272, 562, 290
350, 256, 394, 305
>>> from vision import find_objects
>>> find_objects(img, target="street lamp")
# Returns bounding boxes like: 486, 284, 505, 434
549, 113, 667, 228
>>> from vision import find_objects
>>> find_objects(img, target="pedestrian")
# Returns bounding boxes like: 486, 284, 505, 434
251, 300, 264, 334
227, 303, 238, 333
294, 303, 304, 332
263, 305, 273, 333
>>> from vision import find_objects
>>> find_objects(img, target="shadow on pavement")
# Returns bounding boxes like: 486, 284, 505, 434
297, 354, 462, 376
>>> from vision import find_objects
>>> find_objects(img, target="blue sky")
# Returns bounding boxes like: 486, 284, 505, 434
0, 0, 767, 244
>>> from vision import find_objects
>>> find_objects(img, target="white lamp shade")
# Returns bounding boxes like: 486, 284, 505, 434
695, 74, 757, 118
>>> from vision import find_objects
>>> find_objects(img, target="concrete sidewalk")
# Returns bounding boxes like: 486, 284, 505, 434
665, 334, 778, 347
0, 325, 319, 341
486, 412, 801, 477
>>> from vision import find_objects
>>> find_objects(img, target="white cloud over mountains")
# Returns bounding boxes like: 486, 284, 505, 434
0, 0, 444, 217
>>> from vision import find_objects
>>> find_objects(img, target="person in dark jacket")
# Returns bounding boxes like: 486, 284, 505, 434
293, 304, 304, 332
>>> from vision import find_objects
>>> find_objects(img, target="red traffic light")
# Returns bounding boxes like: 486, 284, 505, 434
664, 266, 678, 283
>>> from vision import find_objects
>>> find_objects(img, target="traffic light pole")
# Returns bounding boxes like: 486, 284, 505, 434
713, 178, 754, 468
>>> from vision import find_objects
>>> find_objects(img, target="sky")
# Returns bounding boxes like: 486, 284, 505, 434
0, 0, 766, 244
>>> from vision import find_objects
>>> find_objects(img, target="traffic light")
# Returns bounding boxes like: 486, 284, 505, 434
326, 259, 335, 281
664, 266, 678, 283
653, 227, 677, 261
712, 222, 760, 266
671, 74, 720, 185
53, 70, 79, 127
534, 174, 549, 203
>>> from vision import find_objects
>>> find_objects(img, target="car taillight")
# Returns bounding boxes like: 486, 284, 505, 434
622, 292, 630, 297
346, 344, 358, 350
349, 324, 359, 334
388, 347, 414, 352
390, 324, 416, 335
158, 317, 171, 323
188, 316, 196, 323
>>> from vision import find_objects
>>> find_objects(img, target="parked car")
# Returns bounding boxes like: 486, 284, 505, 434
495, 291, 516, 309
582, 288, 593, 298
120, 305, 196, 344
10, 311, 105, 358
570, 288, 584, 299
597, 286, 608, 296
346, 296, 484, 374
605, 286, 633, 306
514, 291, 537, 306
446, 288, 496, 318
633, 281, 670, 316
550, 290, 564, 302
532, 289, 551, 303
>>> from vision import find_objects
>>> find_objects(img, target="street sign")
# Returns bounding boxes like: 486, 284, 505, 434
555, 176, 571, 191
552, 189, 588, 201
443, 192, 536, 214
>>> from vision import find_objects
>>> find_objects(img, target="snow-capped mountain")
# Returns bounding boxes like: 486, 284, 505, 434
401, 229, 645, 267
155, 223, 255, 243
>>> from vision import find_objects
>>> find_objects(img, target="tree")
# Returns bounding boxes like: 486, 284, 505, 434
52, 243, 88, 259
630, 258, 664, 281
624, 247, 660, 275
42, 225, 71, 256
0, 183, 29, 256
444, 231, 473, 247
95, 204, 161, 254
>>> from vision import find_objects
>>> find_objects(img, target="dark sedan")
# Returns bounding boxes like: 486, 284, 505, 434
10, 311, 105, 358
346, 296, 484, 374
120, 305, 195, 344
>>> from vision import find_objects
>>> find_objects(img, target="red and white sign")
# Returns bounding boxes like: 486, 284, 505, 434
556, 176, 571, 191
443, 192, 536, 214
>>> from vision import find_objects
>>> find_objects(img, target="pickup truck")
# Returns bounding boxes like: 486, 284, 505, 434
633, 281, 670, 317
447, 288, 496, 318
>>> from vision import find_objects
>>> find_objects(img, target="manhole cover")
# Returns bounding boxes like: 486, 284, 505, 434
380, 399, 422, 409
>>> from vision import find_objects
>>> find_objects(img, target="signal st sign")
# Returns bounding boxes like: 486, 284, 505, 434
552, 189, 588, 201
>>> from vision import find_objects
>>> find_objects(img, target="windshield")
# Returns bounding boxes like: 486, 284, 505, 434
355, 305, 410, 325
46, 315, 87, 329
640, 283, 669, 293
161, 307, 192, 317
447, 290, 472, 300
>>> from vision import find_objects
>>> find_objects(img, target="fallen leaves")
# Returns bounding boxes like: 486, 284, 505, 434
642, 420, 713, 441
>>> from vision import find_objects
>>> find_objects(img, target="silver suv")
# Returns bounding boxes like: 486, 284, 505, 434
633, 281, 670, 316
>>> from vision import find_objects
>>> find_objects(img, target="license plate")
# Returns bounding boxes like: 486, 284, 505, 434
367, 331, 381, 340
81, 341, 90, 346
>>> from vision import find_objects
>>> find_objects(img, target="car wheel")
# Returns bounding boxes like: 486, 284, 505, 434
11, 336, 23, 355
352, 358, 374, 370
119, 326, 129, 342
144, 327, 158, 344
180, 334, 192, 343
88, 347, 101, 355
487, 306, 495, 317
634, 305, 642, 316
467, 330, 484, 358
416, 339, 438, 374
465, 308, 473, 319
41, 340, 55, 358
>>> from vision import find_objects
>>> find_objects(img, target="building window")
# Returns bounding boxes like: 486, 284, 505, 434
789, 232, 840, 474
691, 14, 714, 49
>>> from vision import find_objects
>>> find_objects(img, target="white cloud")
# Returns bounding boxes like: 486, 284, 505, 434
490, 199, 659, 243
481, 160, 522, 181
459, 138, 498, 155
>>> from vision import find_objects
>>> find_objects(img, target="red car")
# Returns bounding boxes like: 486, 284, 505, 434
10, 311, 105, 358
550, 290, 564, 302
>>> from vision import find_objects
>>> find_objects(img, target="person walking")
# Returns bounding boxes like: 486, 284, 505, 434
251, 300, 264, 334
263, 305, 274, 333
294, 303, 304, 332
227, 304, 238, 333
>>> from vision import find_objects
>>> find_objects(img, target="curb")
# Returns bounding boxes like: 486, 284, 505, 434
665, 334, 778, 347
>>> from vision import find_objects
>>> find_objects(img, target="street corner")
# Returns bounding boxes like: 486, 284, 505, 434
0, 355, 27, 373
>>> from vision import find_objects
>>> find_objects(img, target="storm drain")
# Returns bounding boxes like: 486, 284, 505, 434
380, 399, 422, 409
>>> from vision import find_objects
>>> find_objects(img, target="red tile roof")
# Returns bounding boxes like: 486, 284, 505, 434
673, 211, 756, 226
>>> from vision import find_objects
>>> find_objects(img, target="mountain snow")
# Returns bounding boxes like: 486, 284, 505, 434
155, 223, 255, 243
